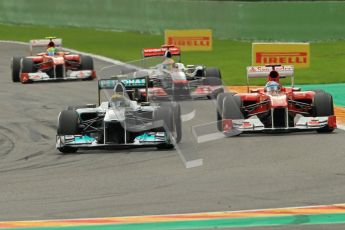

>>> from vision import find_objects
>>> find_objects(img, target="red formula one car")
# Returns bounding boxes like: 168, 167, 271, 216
142, 45, 224, 100
217, 65, 336, 135
11, 37, 96, 83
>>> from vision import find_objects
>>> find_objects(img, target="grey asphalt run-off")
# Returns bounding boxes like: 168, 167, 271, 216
1, 43, 345, 230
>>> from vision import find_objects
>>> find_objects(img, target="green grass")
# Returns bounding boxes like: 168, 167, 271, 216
1, 23, 345, 85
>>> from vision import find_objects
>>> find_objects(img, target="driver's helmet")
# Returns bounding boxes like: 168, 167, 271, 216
164, 50, 172, 58
110, 93, 130, 107
265, 81, 281, 94
47, 47, 56, 56
162, 51, 174, 71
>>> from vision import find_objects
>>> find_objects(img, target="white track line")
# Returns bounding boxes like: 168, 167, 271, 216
337, 124, 345, 130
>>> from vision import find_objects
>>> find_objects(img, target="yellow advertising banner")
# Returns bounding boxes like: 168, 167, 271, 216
165, 29, 212, 51
252, 43, 310, 68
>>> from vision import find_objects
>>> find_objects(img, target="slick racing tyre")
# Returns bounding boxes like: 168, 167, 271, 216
216, 92, 236, 131
20, 58, 36, 83
11, 57, 22, 82
57, 110, 79, 135
313, 92, 335, 133
21, 58, 35, 73
223, 94, 243, 119
80, 55, 94, 80
202, 77, 222, 86
203, 68, 223, 99
57, 110, 79, 153
153, 106, 176, 150
220, 94, 243, 132
205, 67, 222, 79
202, 77, 224, 99
80, 55, 94, 70
161, 102, 182, 143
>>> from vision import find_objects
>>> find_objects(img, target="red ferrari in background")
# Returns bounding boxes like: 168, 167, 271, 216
11, 37, 96, 83
217, 65, 336, 135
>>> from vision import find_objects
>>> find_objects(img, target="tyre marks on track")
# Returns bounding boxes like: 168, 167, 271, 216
0, 119, 72, 173
0, 126, 15, 157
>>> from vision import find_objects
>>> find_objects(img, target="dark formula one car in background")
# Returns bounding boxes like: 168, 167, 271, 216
217, 65, 336, 135
56, 73, 181, 153
142, 45, 224, 100
11, 37, 96, 83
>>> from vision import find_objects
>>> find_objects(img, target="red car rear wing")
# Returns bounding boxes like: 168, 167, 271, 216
247, 65, 294, 78
142, 45, 181, 58
246, 65, 295, 92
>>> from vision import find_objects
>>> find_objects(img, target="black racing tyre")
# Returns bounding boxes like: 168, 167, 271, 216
153, 106, 175, 149
216, 92, 236, 131
313, 92, 334, 133
57, 110, 79, 154
80, 55, 94, 81
161, 102, 182, 143
57, 146, 78, 154
21, 58, 35, 73
156, 143, 174, 150
202, 76, 223, 100
313, 92, 334, 116
20, 58, 36, 83
11, 57, 22, 82
202, 76, 222, 86
80, 55, 94, 70
205, 67, 221, 79
208, 87, 225, 100
220, 94, 243, 132
57, 110, 80, 135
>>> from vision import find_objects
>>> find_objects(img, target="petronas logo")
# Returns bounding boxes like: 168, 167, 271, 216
121, 79, 146, 87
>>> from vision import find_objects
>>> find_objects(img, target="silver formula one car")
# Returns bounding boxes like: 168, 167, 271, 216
142, 45, 224, 100
56, 74, 181, 153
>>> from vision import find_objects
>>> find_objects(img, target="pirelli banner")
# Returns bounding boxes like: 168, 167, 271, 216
164, 29, 212, 51
252, 43, 310, 68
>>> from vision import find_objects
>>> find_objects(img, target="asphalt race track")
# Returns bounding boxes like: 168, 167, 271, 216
1, 43, 345, 228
